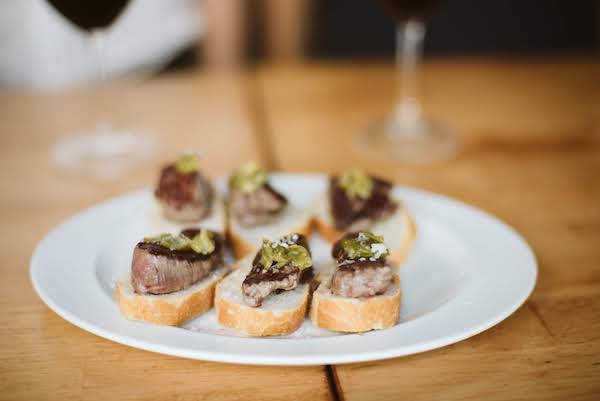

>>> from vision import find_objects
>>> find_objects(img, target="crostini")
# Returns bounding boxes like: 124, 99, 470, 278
149, 153, 226, 235
215, 233, 316, 336
116, 228, 229, 326
313, 168, 415, 265
227, 162, 312, 258
310, 231, 401, 332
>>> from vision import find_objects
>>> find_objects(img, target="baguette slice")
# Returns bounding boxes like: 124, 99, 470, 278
115, 265, 229, 326
310, 265, 401, 333
313, 193, 416, 265
147, 194, 226, 236
227, 204, 313, 259
215, 256, 311, 336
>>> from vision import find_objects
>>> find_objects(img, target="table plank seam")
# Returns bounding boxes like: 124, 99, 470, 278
325, 365, 345, 401
527, 300, 555, 338
246, 74, 279, 169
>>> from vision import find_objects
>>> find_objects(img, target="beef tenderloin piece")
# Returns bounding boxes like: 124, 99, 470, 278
329, 175, 398, 230
131, 231, 224, 295
242, 264, 298, 307
229, 183, 287, 226
331, 261, 392, 298
242, 264, 314, 307
242, 234, 312, 307
155, 165, 214, 222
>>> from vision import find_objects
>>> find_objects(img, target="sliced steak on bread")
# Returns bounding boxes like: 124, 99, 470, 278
116, 228, 229, 326
311, 231, 401, 333
215, 233, 316, 336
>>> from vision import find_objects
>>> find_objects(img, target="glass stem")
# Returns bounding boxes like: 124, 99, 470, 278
91, 30, 110, 131
392, 19, 425, 133
91, 30, 108, 82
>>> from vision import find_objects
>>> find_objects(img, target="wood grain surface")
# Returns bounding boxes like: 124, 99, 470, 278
0, 72, 330, 401
1, 59, 599, 401
257, 59, 600, 401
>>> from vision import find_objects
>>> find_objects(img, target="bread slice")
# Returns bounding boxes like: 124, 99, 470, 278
115, 265, 229, 326
313, 193, 416, 265
227, 204, 313, 259
147, 194, 226, 236
214, 256, 310, 336
310, 264, 401, 333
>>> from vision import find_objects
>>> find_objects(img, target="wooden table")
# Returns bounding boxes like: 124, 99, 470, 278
1, 58, 599, 400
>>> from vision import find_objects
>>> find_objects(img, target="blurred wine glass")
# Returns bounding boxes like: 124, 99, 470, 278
357, 0, 457, 163
47, 0, 155, 180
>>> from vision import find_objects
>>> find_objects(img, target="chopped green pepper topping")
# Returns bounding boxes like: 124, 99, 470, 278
143, 233, 191, 251
259, 239, 312, 270
341, 231, 389, 260
338, 168, 373, 199
143, 230, 215, 255
229, 162, 269, 193
190, 229, 215, 254
174, 153, 200, 174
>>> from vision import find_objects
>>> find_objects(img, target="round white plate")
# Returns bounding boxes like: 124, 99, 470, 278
30, 174, 537, 365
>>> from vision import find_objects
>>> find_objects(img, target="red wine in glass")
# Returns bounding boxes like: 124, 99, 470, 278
46, 0, 130, 30
357, 0, 457, 163
376, 0, 440, 21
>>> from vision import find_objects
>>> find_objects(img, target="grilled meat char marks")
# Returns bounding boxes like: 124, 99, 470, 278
330, 233, 393, 298
155, 165, 214, 222
131, 229, 224, 295
329, 175, 398, 230
242, 234, 313, 307
229, 183, 287, 226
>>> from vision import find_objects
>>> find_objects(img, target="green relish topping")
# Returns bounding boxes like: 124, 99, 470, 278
143, 230, 215, 255
229, 162, 268, 193
259, 239, 311, 270
189, 230, 215, 254
338, 168, 373, 199
174, 153, 200, 174
341, 231, 389, 260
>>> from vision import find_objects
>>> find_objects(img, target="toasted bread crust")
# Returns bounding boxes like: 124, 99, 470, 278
227, 217, 313, 260
214, 255, 312, 336
115, 267, 228, 326
215, 288, 309, 336
310, 275, 401, 332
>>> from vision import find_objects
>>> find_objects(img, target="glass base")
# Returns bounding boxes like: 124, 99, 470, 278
51, 125, 156, 180
356, 116, 458, 163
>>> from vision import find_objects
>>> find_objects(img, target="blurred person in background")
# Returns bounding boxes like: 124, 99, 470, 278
0, 0, 202, 89
1, 0, 597, 90
0, 0, 310, 90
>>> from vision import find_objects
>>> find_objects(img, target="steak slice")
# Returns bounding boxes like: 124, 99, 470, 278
329, 175, 398, 230
331, 261, 392, 298
242, 234, 312, 307
155, 165, 214, 222
131, 230, 224, 295
229, 183, 287, 226
330, 232, 393, 298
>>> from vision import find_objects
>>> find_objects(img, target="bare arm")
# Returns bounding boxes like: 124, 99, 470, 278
200, 0, 245, 69
262, 0, 310, 62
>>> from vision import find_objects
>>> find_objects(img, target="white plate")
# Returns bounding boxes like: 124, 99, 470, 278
30, 174, 537, 365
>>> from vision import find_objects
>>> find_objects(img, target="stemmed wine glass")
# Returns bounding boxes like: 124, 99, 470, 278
47, 0, 156, 179
357, 0, 457, 163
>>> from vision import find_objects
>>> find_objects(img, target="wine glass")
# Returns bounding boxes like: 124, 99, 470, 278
357, 0, 457, 163
47, 0, 156, 180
